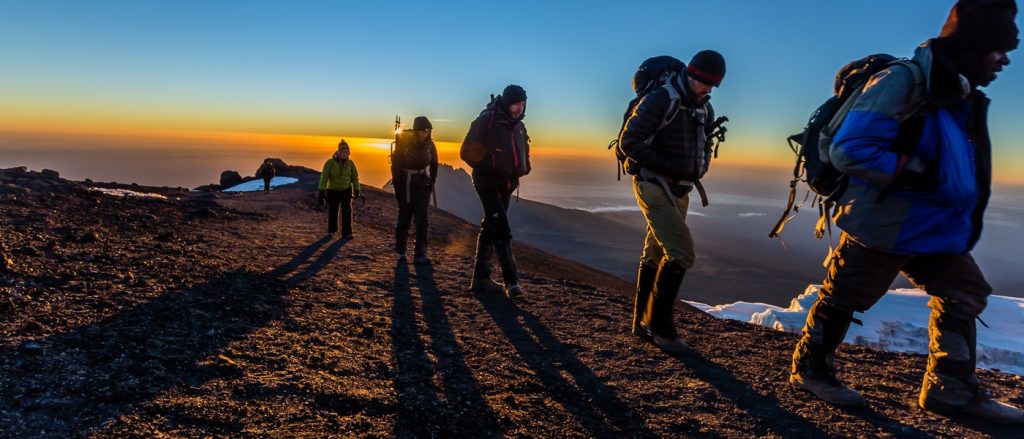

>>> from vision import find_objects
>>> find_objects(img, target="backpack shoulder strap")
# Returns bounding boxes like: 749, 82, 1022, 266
644, 83, 682, 145
890, 59, 927, 122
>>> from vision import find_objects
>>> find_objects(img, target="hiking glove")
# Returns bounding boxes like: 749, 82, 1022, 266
317, 190, 326, 206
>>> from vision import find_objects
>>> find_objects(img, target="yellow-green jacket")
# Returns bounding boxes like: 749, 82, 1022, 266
319, 155, 360, 191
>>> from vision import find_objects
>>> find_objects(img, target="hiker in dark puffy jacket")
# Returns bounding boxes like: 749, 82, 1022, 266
618, 50, 725, 355
393, 116, 439, 265
460, 84, 531, 299
318, 140, 360, 239
259, 159, 276, 194
789, 0, 1022, 424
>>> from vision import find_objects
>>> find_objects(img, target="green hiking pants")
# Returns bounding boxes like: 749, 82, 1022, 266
807, 233, 992, 408
633, 179, 696, 269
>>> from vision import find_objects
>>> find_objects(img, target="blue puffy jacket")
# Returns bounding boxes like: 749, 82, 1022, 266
829, 40, 993, 255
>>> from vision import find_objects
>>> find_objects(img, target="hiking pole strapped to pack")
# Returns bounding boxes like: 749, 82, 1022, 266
708, 116, 729, 159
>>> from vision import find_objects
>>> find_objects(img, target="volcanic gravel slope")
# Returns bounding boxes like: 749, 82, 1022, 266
1, 168, 1022, 438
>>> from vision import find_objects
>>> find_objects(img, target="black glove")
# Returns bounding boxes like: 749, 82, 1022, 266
317, 190, 326, 206
353, 190, 360, 199
894, 156, 939, 192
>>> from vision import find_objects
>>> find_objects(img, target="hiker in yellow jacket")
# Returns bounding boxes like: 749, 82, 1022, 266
318, 139, 360, 238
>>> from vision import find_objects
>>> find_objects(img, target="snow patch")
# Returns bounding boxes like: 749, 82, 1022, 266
91, 188, 167, 200
688, 285, 1024, 376
223, 177, 298, 193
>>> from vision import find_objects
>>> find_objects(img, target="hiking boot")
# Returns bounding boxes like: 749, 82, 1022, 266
651, 333, 688, 355
921, 388, 1024, 424
790, 372, 865, 407
960, 395, 1024, 424
342, 233, 354, 240
504, 283, 523, 299
470, 276, 502, 293
413, 254, 431, 265
396, 252, 407, 262
632, 262, 658, 337
644, 261, 686, 337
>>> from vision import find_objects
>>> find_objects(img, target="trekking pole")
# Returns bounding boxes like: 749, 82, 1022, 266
708, 116, 729, 158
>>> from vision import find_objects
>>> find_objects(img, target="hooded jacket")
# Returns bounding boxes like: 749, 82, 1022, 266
618, 73, 716, 183
319, 154, 360, 192
829, 40, 992, 255
460, 101, 531, 180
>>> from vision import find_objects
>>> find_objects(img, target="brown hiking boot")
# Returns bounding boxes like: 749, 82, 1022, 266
790, 372, 865, 407
470, 277, 502, 293
922, 389, 1024, 424
651, 333, 688, 355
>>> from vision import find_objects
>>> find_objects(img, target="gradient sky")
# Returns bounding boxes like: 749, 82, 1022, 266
2, 0, 1023, 185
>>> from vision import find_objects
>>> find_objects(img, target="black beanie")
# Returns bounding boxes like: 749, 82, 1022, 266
501, 84, 527, 105
413, 116, 432, 131
687, 50, 727, 87
939, 0, 1019, 52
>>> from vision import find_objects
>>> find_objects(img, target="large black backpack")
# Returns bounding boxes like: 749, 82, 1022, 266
768, 54, 925, 241
392, 128, 433, 170
607, 56, 686, 180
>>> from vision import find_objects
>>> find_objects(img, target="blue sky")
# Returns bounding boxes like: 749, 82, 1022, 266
2, 1, 1022, 178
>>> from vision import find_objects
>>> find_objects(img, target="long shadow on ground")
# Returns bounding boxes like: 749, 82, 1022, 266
390, 261, 501, 437
474, 290, 657, 438
0, 236, 347, 438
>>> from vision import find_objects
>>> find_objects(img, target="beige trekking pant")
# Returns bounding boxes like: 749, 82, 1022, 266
633, 179, 696, 269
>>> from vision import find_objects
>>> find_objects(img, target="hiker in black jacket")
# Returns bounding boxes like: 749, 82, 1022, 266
393, 116, 439, 265
259, 159, 276, 194
460, 84, 531, 299
618, 50, 726, 355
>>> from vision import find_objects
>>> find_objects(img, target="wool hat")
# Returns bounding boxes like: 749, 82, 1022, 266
687, 50, 726, 87
501, 84, 527, 104
939, 0, 1019, 52
413, 116, 432, 131
338, 139, 349, 149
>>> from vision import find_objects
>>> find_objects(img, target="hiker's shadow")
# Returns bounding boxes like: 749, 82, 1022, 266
0, 235, 345, 437
473, 289, 656, 438
389, 261, 502, 437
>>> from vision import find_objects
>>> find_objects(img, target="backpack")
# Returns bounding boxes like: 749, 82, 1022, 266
461, 94, 531, 178
768, 54, 926, 242
393, 129, 433, 170
607, 56, 686, 180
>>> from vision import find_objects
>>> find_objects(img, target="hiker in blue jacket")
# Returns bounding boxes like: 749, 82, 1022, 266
789, 0, 1022, 423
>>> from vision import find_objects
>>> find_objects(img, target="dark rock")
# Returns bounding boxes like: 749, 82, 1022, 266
192, 207, 218, 218
14, 246, 41, 257
220, 170, 243, 188
0, 252, 12, 272
28, 179, 52, 192
40, 169, 60, 179
253, 158, 318, 178
78, 231, 101, 244
155, 232, 175, 242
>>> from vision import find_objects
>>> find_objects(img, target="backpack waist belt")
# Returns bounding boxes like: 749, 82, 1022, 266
636, 169, 709, 207
402, 168, 430, 203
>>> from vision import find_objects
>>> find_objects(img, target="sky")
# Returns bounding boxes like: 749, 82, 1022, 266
2, 0, 1024, 187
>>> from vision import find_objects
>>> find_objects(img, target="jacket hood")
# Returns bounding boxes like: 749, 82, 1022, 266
914, 40, 973, 106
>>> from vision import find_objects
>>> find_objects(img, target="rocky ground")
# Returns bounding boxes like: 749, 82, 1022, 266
1, 166, 1022, 438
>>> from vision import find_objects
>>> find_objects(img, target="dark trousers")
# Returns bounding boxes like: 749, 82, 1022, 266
794, 233, 992, 408
395, 182, 431, 254
472, 176, 518, 284
263, 178, 272, 193
325, 188, 353, 235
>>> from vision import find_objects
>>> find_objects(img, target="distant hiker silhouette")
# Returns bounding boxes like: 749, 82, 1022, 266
460, 84, 531, 299
788, 0, 1023, 424
392, 116, 439, 265
318, 139, 360, 239
259, 159, 276, 194
617, 50, 727, 355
